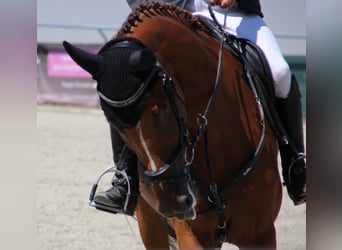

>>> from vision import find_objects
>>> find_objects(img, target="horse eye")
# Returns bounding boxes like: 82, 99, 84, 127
151, 104, 169, 116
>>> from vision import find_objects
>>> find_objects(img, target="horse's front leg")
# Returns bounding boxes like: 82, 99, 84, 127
136, 196, 170, 249
172, 219, 204, 250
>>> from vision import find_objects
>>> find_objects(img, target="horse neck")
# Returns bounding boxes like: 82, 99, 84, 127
124, 12, 258, 156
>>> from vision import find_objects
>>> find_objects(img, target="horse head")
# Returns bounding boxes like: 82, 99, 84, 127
63, 36, 197, 220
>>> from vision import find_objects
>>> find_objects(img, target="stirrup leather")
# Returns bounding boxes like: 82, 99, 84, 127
89, 165, 133, 214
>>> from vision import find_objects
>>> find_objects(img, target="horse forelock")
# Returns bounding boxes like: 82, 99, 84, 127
119, 2, 205, 35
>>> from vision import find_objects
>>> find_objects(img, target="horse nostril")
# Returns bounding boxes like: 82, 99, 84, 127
185, 195, 193, 207
177, 195, 193, 207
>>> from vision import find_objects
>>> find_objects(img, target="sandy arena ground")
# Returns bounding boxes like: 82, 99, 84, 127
37, 104, 306, 250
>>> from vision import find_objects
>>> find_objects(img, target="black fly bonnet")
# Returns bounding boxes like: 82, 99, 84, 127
97, 38, 160, 127
63, 38, 159, 127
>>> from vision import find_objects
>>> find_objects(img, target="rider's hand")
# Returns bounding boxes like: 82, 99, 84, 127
210, 0, 236, 8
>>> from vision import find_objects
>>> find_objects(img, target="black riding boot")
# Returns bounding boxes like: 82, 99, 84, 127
93, 126, 139, 215
276, 74, 306, 205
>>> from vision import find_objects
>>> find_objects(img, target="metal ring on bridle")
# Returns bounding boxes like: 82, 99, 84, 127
184, 146, 195, 165
197, 114, 208, 127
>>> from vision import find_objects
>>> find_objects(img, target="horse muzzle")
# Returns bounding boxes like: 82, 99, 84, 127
173, 193, 197, 220
137, 144, 197, 220
158, 188, 197, 221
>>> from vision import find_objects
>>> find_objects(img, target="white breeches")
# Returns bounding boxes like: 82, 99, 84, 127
194, 7, 291, 98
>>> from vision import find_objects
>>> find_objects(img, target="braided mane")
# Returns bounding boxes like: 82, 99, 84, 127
118, 1, 205, 35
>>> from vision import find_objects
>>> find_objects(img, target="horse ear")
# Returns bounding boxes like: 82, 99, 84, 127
129, 49, 156, 76
62, 41, 103, 79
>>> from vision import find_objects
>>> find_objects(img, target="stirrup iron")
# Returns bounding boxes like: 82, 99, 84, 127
89, 165, 132, 214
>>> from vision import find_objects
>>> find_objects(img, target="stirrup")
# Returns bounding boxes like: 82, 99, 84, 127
286, 152, 306, 185
89, 165, 133, 215
283, 153, 306, 205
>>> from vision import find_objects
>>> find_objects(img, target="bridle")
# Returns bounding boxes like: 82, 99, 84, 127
136, 73, 195, 186
95, 38, 196, 186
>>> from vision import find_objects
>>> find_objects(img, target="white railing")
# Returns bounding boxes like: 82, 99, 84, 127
37, 23, 306, 43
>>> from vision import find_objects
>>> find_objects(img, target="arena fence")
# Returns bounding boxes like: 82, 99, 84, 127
37, 23, 306, 116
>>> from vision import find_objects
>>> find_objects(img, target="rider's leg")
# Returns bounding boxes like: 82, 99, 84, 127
194, 8, 306, 204
275, 75, 306, 205
246, 18, 306, 205
93, 125, 139, 215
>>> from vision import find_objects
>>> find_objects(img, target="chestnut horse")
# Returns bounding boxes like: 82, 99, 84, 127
64, 2, 282, 249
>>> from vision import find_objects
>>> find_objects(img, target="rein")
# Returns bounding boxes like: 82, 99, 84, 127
196, 6, 266, 247
201, 6, 229, 246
